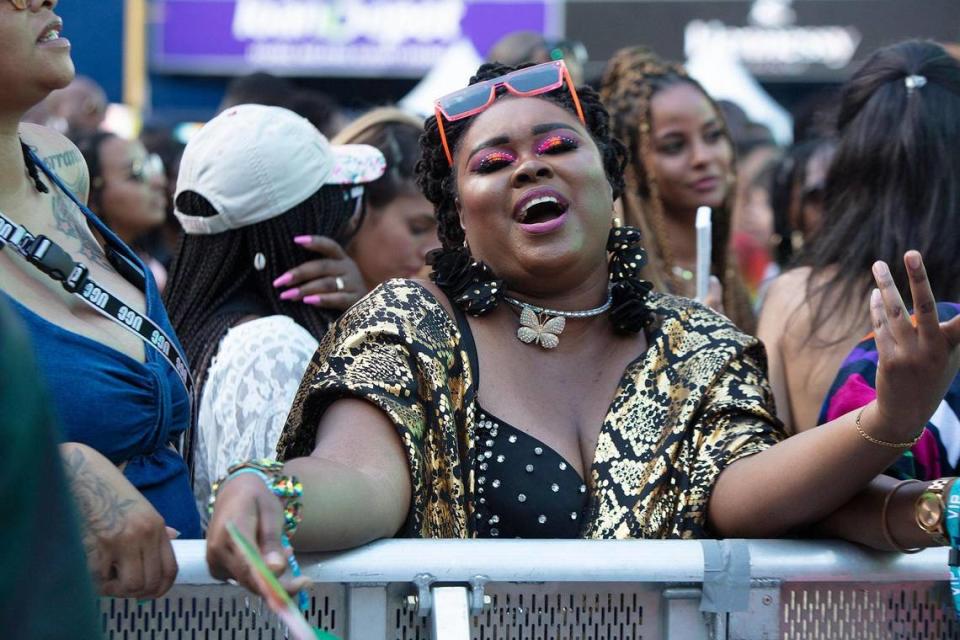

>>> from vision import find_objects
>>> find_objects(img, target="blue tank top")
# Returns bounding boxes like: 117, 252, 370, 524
1, 154, 201, 539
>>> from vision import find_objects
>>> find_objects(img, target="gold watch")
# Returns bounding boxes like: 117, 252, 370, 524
915, 478, 955, 546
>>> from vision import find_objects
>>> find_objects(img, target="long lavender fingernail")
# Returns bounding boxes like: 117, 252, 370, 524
273, 273, 293, 288
303, 294, 322, 305
280, 288, 301, 301
293, 235, 313, 245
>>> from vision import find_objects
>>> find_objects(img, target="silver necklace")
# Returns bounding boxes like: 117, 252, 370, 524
502, 289, 613, 350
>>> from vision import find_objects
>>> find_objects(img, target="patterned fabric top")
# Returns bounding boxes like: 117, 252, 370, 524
194, 315, 318, 526
820, 302, 960, 481
277, 280, 783, 539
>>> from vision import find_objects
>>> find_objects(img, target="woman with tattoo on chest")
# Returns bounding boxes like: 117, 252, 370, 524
0, 0, 196, 599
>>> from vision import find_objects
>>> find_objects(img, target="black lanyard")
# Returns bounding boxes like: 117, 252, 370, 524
0, 210, 195, 401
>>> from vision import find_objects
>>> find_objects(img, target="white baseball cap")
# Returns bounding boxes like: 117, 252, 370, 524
174, 104, 387, 235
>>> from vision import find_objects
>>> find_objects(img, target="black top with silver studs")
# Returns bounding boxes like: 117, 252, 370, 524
473, 411, 589, 538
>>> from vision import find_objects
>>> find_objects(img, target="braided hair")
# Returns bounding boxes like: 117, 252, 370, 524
163, 185, 358, 391
20, 140, 49, 194
599, 47, 754, 333
417, 62, 628, 253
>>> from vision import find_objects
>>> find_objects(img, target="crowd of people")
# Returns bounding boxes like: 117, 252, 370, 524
4, 0, 960, 616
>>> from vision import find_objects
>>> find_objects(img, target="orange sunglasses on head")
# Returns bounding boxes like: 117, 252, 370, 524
434, 60, 586, 166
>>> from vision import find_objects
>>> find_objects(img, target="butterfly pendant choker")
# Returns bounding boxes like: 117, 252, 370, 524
503, 288, 614, 350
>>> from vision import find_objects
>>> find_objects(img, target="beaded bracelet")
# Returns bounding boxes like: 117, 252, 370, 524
208, 459, 304, 535
855, 406, 924, 449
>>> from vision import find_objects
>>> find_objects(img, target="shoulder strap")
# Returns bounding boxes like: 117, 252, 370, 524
0, 210, 194, 401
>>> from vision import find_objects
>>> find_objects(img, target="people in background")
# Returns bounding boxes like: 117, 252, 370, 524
162, 104, 385, 522
332, 107, 440, 288
600, 47, 755, 331
759, 40, 960, 433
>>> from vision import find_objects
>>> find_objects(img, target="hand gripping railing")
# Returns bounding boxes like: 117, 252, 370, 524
103, 539, 954, 640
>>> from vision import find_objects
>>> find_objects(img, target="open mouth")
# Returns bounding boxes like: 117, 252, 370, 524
515, 192, 570, 226
37, 19, 63, 44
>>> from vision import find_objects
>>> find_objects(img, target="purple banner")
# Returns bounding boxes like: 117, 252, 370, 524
151, 0, 553, 77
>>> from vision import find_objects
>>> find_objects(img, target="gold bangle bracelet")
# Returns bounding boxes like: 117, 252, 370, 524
855, 406, 924, 449
882, 479, 924, 554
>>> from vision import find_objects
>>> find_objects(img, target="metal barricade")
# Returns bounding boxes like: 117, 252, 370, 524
100, 539, 956, 639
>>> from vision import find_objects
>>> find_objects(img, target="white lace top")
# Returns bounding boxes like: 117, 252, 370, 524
193, 315, 318, 525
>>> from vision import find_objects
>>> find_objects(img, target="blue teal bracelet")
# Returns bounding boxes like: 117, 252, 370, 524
209, 465, 309, 611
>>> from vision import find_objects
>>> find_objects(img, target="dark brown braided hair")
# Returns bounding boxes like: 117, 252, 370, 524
599, 47, 755, 333
20, 141, 50, 194
417, 61, 628, 253
163, 186, 359, 391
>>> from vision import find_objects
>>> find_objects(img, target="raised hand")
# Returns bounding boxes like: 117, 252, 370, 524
869, 251, 960, 441
272, 236, 367, 311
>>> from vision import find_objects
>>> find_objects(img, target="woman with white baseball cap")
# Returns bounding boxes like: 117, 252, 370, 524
162, 104, 385, 521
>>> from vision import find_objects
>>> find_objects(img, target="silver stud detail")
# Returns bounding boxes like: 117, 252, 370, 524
478, 476, 485, 484
570, 512, 578, 520
525, 464, 534, 473
490, 429, 498, 437
492, 479, 501, 488
489, 515, 499, 525
490, 528, 499, 537
484, 451, 493, 459
538, 515, 547, 524
517, 493, 527, 503
580, 484, 587, 493
559, 462, 567, 471
486, 439, 494, 447
479, 497, 486, 504
479, 463, 488, 471
551, 483, 559, 492
496, 455, 505, 463
534, 447, 543, 455
508, 435, 517, 443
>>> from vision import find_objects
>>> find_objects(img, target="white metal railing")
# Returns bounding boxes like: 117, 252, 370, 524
103, 539, 956, 640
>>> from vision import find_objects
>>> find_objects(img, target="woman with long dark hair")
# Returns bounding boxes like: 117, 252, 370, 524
163, 104, 385, 520
759, 40, 960, 433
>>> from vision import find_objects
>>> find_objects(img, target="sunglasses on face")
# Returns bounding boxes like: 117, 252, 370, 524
433, 60, 586, 166
127, 153, 164, 184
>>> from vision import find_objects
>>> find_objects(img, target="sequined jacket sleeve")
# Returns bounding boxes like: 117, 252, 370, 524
276, 280, 475, 538
585, 293, 784, 540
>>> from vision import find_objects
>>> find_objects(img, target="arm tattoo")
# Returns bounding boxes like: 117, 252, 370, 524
62, 447, 137, 556
43, 149, 82, 171
42, 152, 112, 270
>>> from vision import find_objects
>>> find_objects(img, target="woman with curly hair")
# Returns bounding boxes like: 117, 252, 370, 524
600, 47, 755, 332
204, 59, 960, 597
